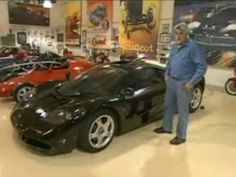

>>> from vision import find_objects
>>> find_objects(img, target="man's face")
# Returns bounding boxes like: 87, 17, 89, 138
175, 29, 188, 45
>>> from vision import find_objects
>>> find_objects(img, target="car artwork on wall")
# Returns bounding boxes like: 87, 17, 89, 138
8, 2, 50, 26
174, 0, 236, 68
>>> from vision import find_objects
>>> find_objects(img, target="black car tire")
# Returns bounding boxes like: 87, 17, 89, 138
77, 110, 117, 153
225, 78, 236, 96
14, 84, 34, 103
189, 84, 203, 113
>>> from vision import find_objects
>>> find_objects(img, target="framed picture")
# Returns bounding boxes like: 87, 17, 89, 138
47, 42, 52, 47
159, 33, 171, 43
57, 33, 64, 42
1, 34, 16, 46
8, 2, 50, 26
162, 24, 170, 33
17, 32, 27, 45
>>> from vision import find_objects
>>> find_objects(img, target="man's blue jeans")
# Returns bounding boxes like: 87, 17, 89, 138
162, 78, 192, 140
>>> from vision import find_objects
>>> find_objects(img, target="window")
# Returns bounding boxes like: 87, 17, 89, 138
122, 67, 164, 90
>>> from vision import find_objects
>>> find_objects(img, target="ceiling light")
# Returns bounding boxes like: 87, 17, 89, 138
43, 0, 52, 8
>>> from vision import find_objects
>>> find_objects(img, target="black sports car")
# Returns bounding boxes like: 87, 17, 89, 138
11, 61, 205, 155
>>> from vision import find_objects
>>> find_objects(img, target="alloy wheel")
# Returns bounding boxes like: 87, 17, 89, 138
190, 87, 202, 110
17, 86, 33, 103
88, 115, 115, 149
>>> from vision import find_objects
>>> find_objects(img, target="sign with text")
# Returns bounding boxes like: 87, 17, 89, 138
87, 0, 113, 49
119, 0, 160, 58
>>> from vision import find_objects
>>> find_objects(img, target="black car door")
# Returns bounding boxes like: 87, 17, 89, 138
118, 67, 165, 123
147, 68, 166, 121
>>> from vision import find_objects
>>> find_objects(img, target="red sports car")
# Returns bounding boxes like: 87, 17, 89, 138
0, 59, 94, 102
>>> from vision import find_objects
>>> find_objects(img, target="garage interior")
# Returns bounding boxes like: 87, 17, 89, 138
0, 0, 236, 177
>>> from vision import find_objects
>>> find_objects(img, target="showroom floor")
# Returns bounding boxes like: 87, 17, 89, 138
0, 86, 236, 177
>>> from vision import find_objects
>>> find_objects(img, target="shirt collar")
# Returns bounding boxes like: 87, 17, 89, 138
177, 39, 190, 49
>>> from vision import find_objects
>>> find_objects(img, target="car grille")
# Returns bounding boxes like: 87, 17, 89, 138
22, 135, 51, 150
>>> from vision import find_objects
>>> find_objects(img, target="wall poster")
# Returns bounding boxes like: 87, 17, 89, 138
86, 0, 113, 49
8, 2, 50, 26
64, 1, 82, 47
119, 0, 160, 59
174, 0, 236, 68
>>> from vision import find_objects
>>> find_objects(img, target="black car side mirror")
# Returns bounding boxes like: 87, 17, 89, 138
120, 87, 134, 97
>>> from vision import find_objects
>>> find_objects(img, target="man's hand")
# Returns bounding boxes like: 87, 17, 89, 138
185, 83, 194, 92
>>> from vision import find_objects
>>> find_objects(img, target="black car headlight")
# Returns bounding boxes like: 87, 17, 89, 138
45, 108, 86, 125
46, 110, 72, 125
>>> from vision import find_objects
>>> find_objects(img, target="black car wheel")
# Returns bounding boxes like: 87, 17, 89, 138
77, 110, 117, 153
189, 85, 203, 113
225, 78, 236, 96
14, 84, 34, 103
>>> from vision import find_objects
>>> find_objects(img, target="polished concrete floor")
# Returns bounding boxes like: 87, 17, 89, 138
0, 87, 236, 177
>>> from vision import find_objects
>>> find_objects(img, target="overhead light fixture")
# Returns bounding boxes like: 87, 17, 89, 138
43, 0, 52, 8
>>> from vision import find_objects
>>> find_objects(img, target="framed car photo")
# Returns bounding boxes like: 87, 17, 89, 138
159, 33, 171, 43
17, 32, 27, 45
162, 24, 170, 33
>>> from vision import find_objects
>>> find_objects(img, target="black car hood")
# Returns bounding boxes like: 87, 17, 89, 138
13, 90, 102, 135
31, 89, 99, 111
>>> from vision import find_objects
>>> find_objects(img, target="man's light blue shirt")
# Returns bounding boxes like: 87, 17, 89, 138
165, 39, 207, 85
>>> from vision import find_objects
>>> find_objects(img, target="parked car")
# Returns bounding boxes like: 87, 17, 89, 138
11, 60, 205, 155
0, 59, 94, 103
0, 62, 37, 82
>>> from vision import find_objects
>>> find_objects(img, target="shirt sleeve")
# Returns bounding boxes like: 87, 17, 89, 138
165, 44, 174, 78
188, 42, 207, 85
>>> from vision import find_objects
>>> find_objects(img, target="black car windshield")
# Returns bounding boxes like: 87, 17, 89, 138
58, 65, 126, 96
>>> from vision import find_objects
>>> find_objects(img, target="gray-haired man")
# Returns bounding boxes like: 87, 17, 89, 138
154, 23, 207, 145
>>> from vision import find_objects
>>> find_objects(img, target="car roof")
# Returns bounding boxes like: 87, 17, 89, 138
108, 60, 165, 72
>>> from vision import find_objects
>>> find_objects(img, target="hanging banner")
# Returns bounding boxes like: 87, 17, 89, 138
64, 1, 81, 47
87, 0, 113, 49
174, 0, 236, 68
119, 0, 160, 58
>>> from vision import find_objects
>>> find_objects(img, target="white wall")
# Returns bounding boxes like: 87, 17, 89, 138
205, 67, 233, 87
0, 1, 12, 36
159, 0, 234, 88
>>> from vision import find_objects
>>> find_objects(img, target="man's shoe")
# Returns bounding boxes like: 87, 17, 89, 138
153, 127, 172, 134
169, 136, 186, 145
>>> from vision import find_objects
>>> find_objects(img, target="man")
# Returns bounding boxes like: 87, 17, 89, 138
154, 23, 207, 145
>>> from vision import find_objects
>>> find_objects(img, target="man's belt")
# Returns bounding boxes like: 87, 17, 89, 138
170, 76, 183, 81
